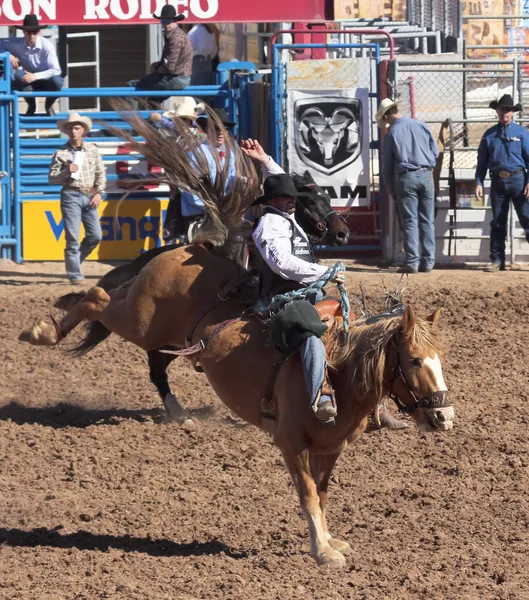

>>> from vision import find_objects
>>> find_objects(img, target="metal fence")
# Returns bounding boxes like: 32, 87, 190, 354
0, 60, 259, 262
271, 38, 385, 251
390, 57, 529, 264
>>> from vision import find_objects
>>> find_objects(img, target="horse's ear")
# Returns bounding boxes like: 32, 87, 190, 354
401, 305, 416, 336
303, 170, 315, 183
426, 308, 441, 328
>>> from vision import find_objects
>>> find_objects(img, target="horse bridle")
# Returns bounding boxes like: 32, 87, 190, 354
387, 356, 450, 415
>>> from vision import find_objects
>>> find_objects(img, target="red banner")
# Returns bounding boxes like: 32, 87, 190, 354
0, 0, 327, 25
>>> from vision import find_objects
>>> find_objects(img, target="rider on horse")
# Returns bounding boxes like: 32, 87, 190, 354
251, 173, 342, 424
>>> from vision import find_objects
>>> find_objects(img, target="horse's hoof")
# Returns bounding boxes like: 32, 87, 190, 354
328, 538, 352, 555
162, 393, 186, 422
18, 319, 58, 346
179, 418, 196, 432
315, 546, 347, 568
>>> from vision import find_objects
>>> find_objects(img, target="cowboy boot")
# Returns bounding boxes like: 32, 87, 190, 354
314, 379, 337, 425
367, 402, 409, 431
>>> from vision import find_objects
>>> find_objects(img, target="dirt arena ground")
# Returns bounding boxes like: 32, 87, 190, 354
1, 258, 528, 600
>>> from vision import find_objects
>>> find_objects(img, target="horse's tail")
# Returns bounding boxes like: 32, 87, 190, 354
108, 102, 261, 249
68, 320, 112, 357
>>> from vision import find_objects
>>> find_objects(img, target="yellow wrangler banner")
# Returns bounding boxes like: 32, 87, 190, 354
23, 199, 170, 260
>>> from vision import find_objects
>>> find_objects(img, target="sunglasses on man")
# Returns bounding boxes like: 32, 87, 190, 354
23, 30, 39, 35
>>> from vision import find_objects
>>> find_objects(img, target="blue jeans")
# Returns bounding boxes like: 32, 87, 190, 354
489, 172, 529, 264
135, 73, 190, 107
395, 169, 436, 269
12, 71, 64, 113
191, 56, 213, 86
60, 190, 102, 282
301, 335, 327, 411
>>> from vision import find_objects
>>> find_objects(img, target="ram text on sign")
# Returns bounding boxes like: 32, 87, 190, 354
287, 89, 371, 207
0, 0, 325, 24
23, 199, 169, 260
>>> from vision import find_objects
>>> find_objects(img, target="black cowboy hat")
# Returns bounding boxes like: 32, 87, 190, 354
197, 108, 236, 129
252, 174, 308, 206
16, 14, 48, 31
489, 94, 522, 112
153, 5, 185, 21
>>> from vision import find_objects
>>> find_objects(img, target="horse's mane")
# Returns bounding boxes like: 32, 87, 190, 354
326, 315, 443, 400
107, 102, 260, 253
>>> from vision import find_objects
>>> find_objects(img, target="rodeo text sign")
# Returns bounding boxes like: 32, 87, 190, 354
0, 0, 326, 24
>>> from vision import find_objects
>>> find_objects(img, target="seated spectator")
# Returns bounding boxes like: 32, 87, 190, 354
135, 6, 192, 108
0, 14, 63, 116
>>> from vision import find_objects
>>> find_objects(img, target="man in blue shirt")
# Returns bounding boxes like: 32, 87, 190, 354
0, 14, 63, 116
378, 99, 439, 273
475, 94, 529, 271
181, 109, 237, 240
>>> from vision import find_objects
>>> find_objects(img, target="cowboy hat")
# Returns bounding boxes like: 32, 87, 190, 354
163, 97, 205, 120
489, 94, 522, 112
196, 108, 236, 129
153, 5, 185, 21
57, 111, 93, 135
252, 174, 308, 206
16, 14, 48, 31
375, 98, 401, 128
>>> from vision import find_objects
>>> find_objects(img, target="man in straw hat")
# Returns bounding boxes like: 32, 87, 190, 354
49, 111, 106, 285
377, 98, 439, 274
0, 14, 63, 116
135, 5, 192, 107
475, 94, 529, 271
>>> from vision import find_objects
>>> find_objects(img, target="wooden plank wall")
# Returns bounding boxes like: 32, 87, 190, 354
334, 0, 407, 21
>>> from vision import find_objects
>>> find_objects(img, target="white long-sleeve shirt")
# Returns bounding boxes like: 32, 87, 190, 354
261, 155, 285, 178
0, 35, 61, 80
252, 206, 328, 284
188, 25, 218, 58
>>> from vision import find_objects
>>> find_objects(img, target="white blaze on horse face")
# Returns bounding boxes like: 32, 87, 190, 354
424, 354, 448, 391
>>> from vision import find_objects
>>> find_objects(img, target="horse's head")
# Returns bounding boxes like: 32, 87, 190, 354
389, 306, 454, 432
291, 171, 349, 246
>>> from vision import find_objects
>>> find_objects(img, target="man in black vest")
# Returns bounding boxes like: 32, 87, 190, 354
252, 174, 409, 429
252, 174, 341, 424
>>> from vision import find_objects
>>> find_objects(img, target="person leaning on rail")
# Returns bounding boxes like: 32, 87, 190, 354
135, 5, 193, 108
0, 14, 63, 116
377, 98, 439, 274
475, 94, 529, 272
48, 112, 106, 286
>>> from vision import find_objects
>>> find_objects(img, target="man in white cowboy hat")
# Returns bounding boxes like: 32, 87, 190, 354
135, 5, 192, 107
0, 14, 63, 116
377, 97, 439, 274
48, 111, 106, 285
475, 94, 529, 271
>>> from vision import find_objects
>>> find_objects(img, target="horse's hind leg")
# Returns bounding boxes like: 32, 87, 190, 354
310, 451, 352, 556
147, 349, 186, 421
19, 286, 110, 347
280, 445, 346, 568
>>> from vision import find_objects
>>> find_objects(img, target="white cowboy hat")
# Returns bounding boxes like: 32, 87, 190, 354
375, 98, 401, 128
57, 111, 93, 134
163, 96, 205, 120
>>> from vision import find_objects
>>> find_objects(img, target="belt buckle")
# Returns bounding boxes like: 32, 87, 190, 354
498, 170, 511, 179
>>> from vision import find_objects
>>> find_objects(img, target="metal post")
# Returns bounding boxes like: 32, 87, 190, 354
13, 91, 21, 263
462, 41, 468, 147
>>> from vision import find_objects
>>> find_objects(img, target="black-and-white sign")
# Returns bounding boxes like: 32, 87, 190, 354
288, 89, 370, 207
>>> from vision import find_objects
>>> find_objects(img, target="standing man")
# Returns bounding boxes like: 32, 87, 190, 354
49, 112, 106, 285
475, 94, 529, 271
135, 6, 192, 106
0, 14, 63, 116
377, 98, 439, 274
186, 24, 218, 86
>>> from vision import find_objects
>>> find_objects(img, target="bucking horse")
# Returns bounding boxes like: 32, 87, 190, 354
19, 110, 454, 567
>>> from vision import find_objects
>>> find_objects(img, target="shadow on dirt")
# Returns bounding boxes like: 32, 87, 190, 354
0, 401, 217, 429
0, 401, 163, 428
0, 527, 253, 559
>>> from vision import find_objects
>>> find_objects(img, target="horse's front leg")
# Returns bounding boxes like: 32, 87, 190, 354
281, 446, 346, 568
310, 451, 352, 556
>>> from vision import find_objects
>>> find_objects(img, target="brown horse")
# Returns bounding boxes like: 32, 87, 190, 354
19, 242, 454, 567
